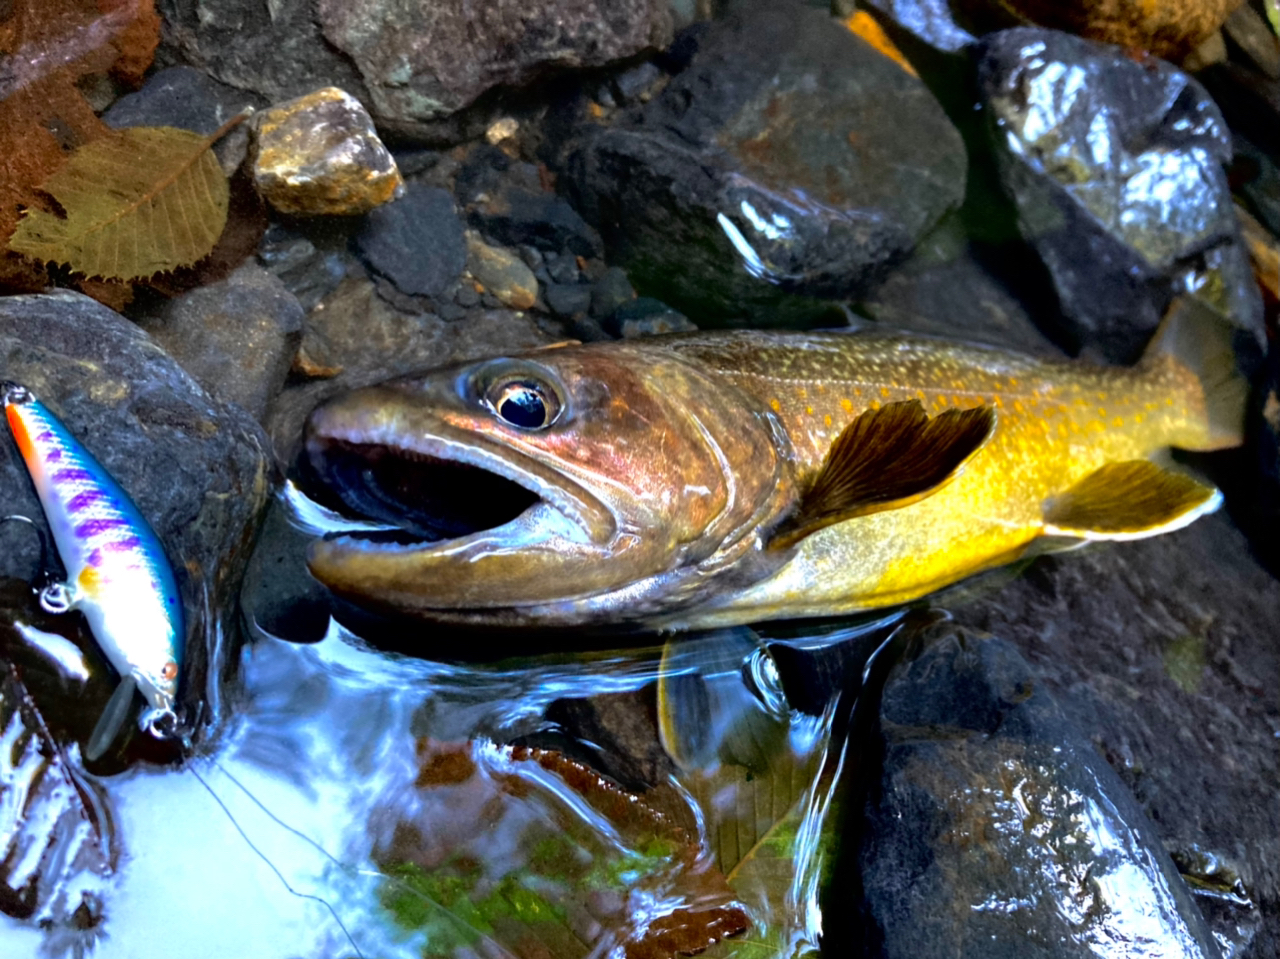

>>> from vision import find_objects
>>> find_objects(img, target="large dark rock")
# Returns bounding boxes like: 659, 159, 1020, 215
947, 514, 1280, 959
560, 0, 967, 327
853, 622, 1223, 959
0, 292, 273, 738
978, 28, 1264, 362
139, 263, 304, 424
158, 0, 672, 135
103, 65, 262, 134
355, 183, 468, 298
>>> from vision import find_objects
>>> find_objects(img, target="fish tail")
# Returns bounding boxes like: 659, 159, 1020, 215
1140, 298, 1253, 451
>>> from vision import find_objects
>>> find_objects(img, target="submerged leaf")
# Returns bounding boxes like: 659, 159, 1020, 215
1267, 0, 1280, 38
9, 123, 231, 280
374, 740, 747, 959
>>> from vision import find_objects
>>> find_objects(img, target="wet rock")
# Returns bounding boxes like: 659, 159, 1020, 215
979, 27, 1264, 361
858, 0, 976, 53
251, 87, 403, 216
606, 296, 697, 337
139, 263, 304, 423
102, 66, 262, 174
858, 216, 1064, 357
103, 66, 261, 134
265, 276, 552, 462
318, 0, 673, 125
355, 184, 467, 297
256, 225, 356, 313
590, 265, 636, 319
0, 292, 273, 733
160, 0, 673, 133
456, 145, 603, 257
545, 282, 592, 318
985, 0, 1246, 62
948, 514, 1280, 958
853, 622, 1222, 959
465, 233, 539, 310
561, 0, 967, 326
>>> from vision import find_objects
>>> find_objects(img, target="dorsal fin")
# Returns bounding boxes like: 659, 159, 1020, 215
769, 400, 996, 550
1042, 460, 1221, 540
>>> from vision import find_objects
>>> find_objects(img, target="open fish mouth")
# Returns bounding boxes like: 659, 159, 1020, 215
302, 413, 613, 560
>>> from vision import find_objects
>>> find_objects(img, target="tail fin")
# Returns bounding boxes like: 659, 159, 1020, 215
1141, 297, 1253, 450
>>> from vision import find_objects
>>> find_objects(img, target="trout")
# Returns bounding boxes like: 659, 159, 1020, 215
302, 303, 1246, 629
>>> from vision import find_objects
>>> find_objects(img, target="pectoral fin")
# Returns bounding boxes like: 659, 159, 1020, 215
85, 674, 137, 762
1042, 461, 1221, 540
770, 400, 996, 550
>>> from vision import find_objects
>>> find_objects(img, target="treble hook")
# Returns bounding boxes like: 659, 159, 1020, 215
0, 514, 67, 607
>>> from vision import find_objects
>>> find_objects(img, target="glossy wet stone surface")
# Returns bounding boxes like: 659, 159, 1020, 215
851, 623, 1222, 959
979, 27, 1264, 361
559, 0, 966, 326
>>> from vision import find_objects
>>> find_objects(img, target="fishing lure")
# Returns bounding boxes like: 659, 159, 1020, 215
3, 381, 184, 758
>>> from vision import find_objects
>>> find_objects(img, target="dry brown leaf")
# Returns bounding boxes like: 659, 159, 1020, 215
0, 0, 161, 293
9, 123, 233, 281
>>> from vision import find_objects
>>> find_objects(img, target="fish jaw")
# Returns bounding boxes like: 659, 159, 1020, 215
302, 345, 797, 625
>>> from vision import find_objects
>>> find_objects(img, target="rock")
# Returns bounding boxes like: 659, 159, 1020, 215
859, 216, 1064, 357
102, 66, 262, 174
979, 27, 1264, 362
850, 622, 1223, 959
159, 0, 672, 132
139, 264, 304, 423
265, 276, 553, 462
465, 233, 539, 310
0, 292, 273, 737
980, 0, 1246, 62
946, 513, 1280, 959
251, 87, 403, 216
857, 0, 976, 53
317, 0, 673, 124
589, 265, 636, 318
545, 282, 592, 318
256, 224, 357, 313
103, 66, 261, 134
456, 145, 603, 256
560, 0, 967, 326
354, 183, 467, 297
605, 296, 697, 337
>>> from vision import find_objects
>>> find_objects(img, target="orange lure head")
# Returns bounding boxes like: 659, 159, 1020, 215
303, 342, 795, 626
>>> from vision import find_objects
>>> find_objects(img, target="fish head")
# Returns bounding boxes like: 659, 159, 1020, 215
302, 342, 795, 626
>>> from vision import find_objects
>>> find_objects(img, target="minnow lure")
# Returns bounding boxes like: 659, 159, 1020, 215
3, 381, 184, 757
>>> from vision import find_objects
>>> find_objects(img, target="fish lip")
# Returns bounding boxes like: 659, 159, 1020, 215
306, 416, 616, 551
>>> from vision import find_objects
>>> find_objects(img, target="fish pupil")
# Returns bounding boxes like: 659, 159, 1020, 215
498, 387, 548, 429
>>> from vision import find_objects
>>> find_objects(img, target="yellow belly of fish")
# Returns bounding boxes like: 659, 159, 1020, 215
681, 406, 1156, 628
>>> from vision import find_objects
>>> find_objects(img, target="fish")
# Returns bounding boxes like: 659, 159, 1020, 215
301, 300, 1247, 630
3, 382, 184, 757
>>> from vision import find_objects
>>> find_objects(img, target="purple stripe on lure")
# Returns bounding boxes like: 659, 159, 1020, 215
53, 467, 95, 484
103, 535, 144, 553
87, 547, 103, 567
67, 490, 107, 512
47, 449, 62, 463
76, 518, 128, 539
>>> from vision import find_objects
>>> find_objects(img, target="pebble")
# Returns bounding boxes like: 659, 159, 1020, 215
355, 183, 467, 297
465, 233, 539, 310
590, 266, 636, 318
545, 282, 592, 318
252, 87, 403, 216
606, 296, 697, 337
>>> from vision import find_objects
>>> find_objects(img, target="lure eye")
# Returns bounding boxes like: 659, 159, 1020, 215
161, 661, 179, 681
486, 379, 561, 430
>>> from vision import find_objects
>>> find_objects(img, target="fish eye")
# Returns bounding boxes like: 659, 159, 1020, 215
486, 378, 561, 430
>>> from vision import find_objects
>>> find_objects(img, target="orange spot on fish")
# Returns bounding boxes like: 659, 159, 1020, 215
1113, 417, 1124, 428
879, 387, 890, 398
770, 398, 781, 413
840, 398, 853, 413
805, 405, 814, 416
824, 414, 833, 427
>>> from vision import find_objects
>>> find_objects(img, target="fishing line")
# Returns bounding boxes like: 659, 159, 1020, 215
186, 760, 365, 959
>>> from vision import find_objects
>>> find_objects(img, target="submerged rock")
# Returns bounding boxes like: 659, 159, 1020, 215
159, 0, 672, 133
561, 0, 967, 326
853, 622, 1222, 959
979, 27, 1264, 361
251, 87, 403, 216
140, 263, 304, 424
464, 233, 539, 310
355, 183, 467, 297
0, 292, 273, 738
949, 514, 1279, 958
